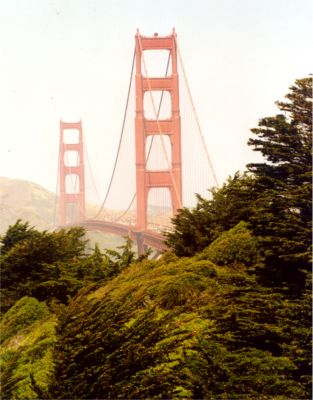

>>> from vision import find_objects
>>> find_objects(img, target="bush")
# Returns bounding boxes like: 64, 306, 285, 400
0, 297, 57, 399
0, 296, 49, 344
201, 221, 259, 267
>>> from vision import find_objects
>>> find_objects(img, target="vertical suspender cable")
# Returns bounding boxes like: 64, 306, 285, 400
175, 37, 219, 188
84, 142, 102, 205
53, 149, 61, 227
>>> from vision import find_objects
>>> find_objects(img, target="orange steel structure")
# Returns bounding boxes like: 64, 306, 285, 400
59, 120, 86, 225
135, 29, 182, 232
57, 31, 184, 254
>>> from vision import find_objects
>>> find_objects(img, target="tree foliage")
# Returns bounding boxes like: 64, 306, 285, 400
165, 172, 256, 256
0, 297, 56, 399
0, 219, 37, 255
246, 77, 312, 286
50, 252, 310, 399
201, 221, 259, 267
0, 221, 139, 313
0, 224, 87, 311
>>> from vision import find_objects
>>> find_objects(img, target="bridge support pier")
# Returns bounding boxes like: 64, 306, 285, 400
135, 231, 149, 256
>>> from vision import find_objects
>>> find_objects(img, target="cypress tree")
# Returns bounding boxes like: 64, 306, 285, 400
247, 77, 312, 287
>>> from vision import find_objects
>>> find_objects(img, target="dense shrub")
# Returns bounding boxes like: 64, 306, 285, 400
0, 296, 56, 399
201, 221, 259, 267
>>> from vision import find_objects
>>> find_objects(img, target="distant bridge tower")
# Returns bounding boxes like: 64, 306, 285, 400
59, 120, 86, 225
135, 29, 182, 232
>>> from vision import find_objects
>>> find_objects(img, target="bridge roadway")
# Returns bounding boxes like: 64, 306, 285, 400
79, 219, 168, 254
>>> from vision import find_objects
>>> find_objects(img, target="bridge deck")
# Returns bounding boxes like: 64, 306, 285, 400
79, 219, 168, 253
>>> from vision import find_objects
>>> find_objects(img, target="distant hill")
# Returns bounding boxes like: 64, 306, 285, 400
0, 177, 56, 235
0, 177, 126, 250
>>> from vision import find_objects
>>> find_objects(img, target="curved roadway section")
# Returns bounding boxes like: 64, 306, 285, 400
79, 219, 168, 253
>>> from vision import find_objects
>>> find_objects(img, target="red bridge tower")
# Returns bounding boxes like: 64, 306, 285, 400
59, 120, 86, 225
135, 29, 182, 232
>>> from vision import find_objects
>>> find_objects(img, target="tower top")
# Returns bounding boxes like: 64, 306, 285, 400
135, 29, 177, 38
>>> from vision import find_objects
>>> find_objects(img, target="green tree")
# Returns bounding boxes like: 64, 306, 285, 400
0, 220, 37, 255
201, 221, 259, 267
0, 296, 56, 399
164, 198, 215, 257
276, 271, 312, 395
0, 225, 87, 311
0, 222, 143, 311
247, 77, 312, 286
165, 172, 256, 256
105, 236, 136, 273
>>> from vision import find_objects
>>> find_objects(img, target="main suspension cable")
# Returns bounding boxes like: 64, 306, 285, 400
93, 49, 136, 219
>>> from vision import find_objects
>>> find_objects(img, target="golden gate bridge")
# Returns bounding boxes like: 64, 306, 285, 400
55, 29, 218, 254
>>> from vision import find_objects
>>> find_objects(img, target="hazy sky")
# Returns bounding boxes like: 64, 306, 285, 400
0, 0, 311, 202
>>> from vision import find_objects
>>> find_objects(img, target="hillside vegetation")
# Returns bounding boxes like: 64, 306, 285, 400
0, 77, 311, 399
50, 243, 310, 399
0, 297, 56, 399
0, 177, 56, 234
